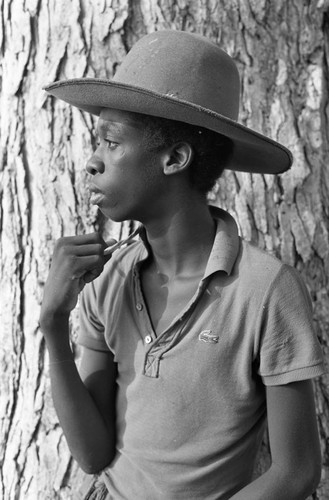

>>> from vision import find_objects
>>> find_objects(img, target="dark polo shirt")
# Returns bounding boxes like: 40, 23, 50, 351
78, 206, 324, 499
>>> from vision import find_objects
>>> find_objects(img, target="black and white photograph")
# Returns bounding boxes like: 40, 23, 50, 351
0, 1, 328, 499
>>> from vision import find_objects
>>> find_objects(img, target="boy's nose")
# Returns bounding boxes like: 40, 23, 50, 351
86, 155, 105, 175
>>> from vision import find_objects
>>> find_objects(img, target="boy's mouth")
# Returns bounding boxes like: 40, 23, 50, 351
89, 185, 104, 206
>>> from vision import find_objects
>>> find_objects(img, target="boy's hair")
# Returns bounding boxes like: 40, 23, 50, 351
137, 114, 233, 195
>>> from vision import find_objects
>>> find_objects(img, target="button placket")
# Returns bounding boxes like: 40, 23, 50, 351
133, 265, 155, 344
133, 266, 208, 378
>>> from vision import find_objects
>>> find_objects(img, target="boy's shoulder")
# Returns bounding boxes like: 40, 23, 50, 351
236, 237, 302, 296
239, 238, 283, 272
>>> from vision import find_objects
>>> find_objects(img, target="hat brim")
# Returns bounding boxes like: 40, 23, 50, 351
44, 78, 293, 175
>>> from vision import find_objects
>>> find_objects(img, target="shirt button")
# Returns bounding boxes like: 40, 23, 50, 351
145, 335, 152, 344
136, 303, 143, 311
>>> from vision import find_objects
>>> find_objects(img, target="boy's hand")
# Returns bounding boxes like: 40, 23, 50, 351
40, 233, 115, 323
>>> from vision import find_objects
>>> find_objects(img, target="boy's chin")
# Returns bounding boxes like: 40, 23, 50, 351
98, 206, 130, 224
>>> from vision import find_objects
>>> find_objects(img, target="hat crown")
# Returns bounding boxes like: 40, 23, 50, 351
113, 30, 240, 121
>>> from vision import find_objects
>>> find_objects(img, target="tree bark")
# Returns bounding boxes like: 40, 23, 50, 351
0, 0, 328, 498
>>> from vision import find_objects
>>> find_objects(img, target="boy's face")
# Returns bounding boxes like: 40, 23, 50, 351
87, 108, 167, 223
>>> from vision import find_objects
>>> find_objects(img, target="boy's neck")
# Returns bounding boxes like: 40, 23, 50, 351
143, 197, 216, 279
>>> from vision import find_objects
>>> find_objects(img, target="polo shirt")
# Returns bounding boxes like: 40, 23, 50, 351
78, 206, 324, 500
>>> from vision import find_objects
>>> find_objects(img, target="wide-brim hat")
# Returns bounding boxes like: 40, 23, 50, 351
44, 30, 292, 174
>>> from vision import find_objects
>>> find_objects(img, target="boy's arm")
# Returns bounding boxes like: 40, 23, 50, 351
230, 379, 322, 500
47, 332, 116, 473
40, 233, 117, 474
78, 345, 117, 434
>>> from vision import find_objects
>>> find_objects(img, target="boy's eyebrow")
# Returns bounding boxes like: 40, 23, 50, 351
97, 121, 122, 136
97, 115, 141, 136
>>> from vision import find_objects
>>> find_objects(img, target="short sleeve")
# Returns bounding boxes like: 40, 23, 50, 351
77, 281, 110, 352
258, 265, 324, 385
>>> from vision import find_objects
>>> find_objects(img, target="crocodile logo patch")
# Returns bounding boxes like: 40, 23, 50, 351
199, 330, 219, 344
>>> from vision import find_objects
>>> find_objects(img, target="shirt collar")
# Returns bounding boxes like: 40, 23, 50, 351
204, 205, 240, 277
136, 205, 240, 277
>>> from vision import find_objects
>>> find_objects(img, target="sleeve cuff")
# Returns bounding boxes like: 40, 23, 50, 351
76, 332, 110, 352
261, 362, 325, 386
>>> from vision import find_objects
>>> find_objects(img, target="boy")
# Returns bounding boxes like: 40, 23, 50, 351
40, 30, 324, 499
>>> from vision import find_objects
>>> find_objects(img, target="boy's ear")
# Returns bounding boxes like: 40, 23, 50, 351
162, 142, 194, 176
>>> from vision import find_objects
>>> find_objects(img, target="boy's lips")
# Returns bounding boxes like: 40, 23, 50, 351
89, 185, 105, 205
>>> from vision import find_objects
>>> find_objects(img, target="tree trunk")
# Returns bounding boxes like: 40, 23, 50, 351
0, 0, 328, 498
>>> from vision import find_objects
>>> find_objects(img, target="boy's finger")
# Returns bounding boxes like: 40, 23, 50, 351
56, 232, 103, 246
70, 243, 106, 257
83, 267, 104, 283
58, 255, 105, 279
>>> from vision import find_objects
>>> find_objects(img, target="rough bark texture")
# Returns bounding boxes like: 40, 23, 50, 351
0, 0, 328, 498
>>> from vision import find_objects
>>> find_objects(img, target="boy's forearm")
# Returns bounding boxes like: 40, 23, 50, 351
42, 315, 116, 474
230, 463, 317, 500
41, 312, 73, 361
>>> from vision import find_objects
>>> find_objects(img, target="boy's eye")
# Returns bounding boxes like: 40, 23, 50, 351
96, 138, 118, 150
104, 139, 118, 150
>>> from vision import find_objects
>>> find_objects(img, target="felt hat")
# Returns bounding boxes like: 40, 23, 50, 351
44, 30, 292, 174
